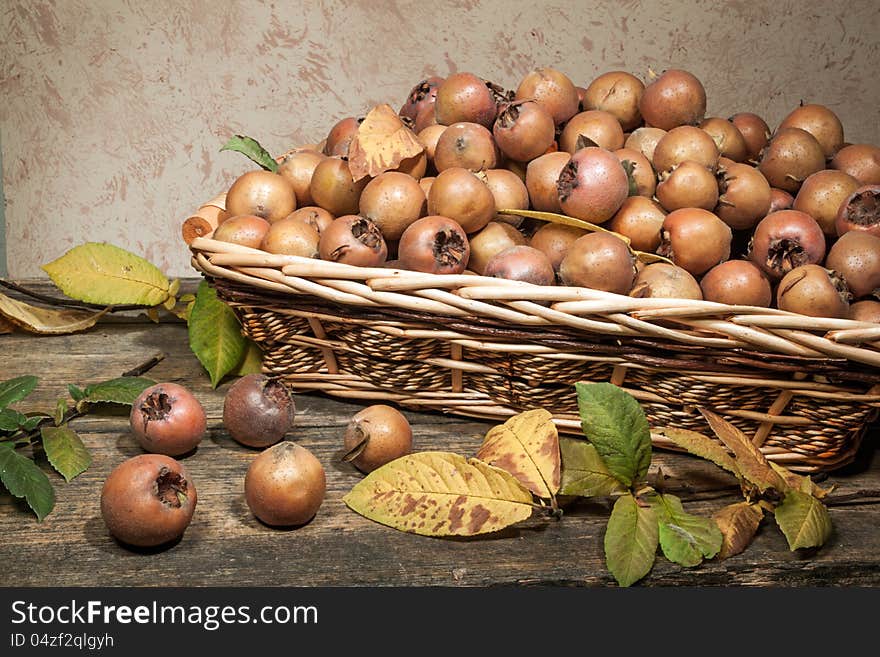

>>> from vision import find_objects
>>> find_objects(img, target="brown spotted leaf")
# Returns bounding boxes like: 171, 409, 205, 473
712, 501, 765, 559
477, 409, 560, 499
769, 461, 832, 499
699, 409, 787, 493
0, 290, 108, 335
342, 451, 534, 537
347, 104, 424, 181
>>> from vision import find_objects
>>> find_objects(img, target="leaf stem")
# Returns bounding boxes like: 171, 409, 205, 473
0, 279, 149, 312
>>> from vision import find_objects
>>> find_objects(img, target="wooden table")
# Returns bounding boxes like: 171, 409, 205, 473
1, 280, 878, 587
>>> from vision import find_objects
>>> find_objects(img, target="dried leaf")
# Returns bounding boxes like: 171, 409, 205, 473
558, 436, 626, 497
769, 461, 832, 499
604, 493, 659, 587
343, 451, 534, 537
41, 425, 91, 483
699, 409, 786, 493
0, 442, 55, 521
0, 291, 108, 335
42, 242, 171, 307
477, 409, 560, 499
575, 382, 652, 489
651, 493, 722, 567
652, 426, 739, 477
774, 490, 832, 551
0, 316, 13, 334
347, 104, 424, 181
713, 502, 765, 559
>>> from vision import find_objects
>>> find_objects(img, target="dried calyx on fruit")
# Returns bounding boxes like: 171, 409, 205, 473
398, 215, 470, 274
318, 215, 388, 266
835, 185, 880, 237
748, 210, 826, 281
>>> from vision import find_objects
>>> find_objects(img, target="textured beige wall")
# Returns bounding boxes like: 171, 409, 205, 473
2, 0, 878, 277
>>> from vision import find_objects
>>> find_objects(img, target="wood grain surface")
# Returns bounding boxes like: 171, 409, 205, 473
1, 280, 878, 587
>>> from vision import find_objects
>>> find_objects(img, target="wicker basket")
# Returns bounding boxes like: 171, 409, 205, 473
188, 230, 880, 474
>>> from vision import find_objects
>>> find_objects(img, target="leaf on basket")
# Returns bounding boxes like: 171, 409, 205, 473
347, 104, 425, 181
773, 489, 832, 551
558, 436, 626, 497
650, 493, 722, 567
652, 426, 739, 477
80, 377, 156, 407
604, 493, 658, 587
476, 409, 560, 499
342, 451, 534, 537
699, 408, 787, 494
0, 290, 108, 335
0, 376, 39, 411
188, 280, 246, 388
575, 382, 652, 489
40, 425, 91, 483
497, 208, 627, 240
713, 501, 765, 559
220, 134, 279, 173
42, 243, 171, 307
0, 442, 55, 522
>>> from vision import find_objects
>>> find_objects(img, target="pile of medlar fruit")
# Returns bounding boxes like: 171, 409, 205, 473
206, 65, 879, 321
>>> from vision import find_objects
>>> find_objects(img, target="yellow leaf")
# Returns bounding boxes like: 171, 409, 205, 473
769, 461, 832, 499
347, 104, 425, 181
343, 451, 534, 537
477, 409, 560, 499
42, 242, 170, 307
0, 316, 14, 334
712, 501, 765, 559
0, 290, 108, 335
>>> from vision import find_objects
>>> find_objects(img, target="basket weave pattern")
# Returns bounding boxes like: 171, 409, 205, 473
190, 237, 880, 473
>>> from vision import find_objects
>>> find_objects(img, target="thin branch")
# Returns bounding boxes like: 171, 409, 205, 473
122, 352, 167, 377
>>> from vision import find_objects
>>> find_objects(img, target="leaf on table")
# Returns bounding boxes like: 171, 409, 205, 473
21, 414, 48, 432
0, 408, 28, 432
769, 461, 832, 499
575, 382, 652, 489
54, 398, 67, 426
0, 375, 39, 410
0, 442, 55, 521
652, 426, 739, 477
558, 436, 626, 497
651, 493, 723, 567
604, 493, 659, 587
699, 408, 786, 493
81, 377, 156, 406
713, 501, 765, 559
476, 408, 560, 499
67, 384, 86, 403
774, 489, 832, 551
230, 339, 264, 377
42, 242, 171, 307
0, 315, 14, 334
0, 290, 108, 335
343, 451, 534, 537
188, 280, 246, 388
40, 425, 91, 483
220, 134, 279, 172
347, 104, 424, 181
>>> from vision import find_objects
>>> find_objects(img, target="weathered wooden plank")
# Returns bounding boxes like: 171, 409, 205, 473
1, 280, 878, 587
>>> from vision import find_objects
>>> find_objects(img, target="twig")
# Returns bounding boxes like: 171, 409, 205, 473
0, 279, 148, 312
122, 352, 166, 377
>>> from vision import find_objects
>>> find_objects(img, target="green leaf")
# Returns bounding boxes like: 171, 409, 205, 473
0, 408, 28, 431
68, 384, 86, 403
651, 493, 723, 567
0, 375, 38, 409
41, 425, 92, 483
42, 242, 171, 307
82, 377, 156, 406
774, 490, 832, 551
54, 399, 67, 426
0, 442, 55, 521
220, 135, 279, 172
188, 280, 246, 388
558, 436, 626, 497
604, 493, 659, 587
21, 414, 48, 432
575, 382, 651, 489
231, 339, 264, 377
